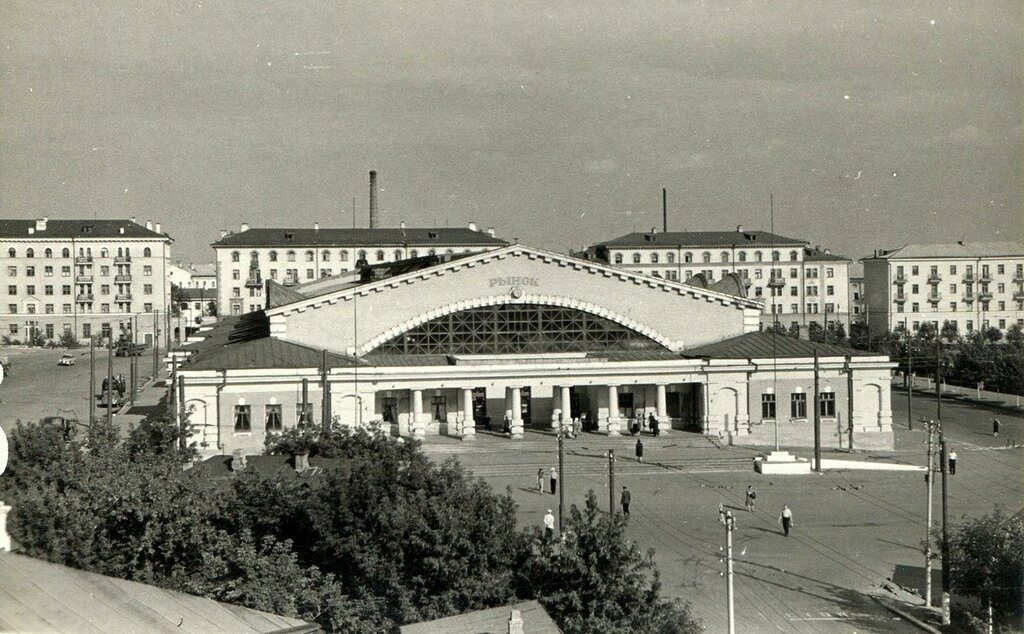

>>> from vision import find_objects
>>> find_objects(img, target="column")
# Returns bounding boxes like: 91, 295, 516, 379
655, 384, 670, 436
411, 389, 425, 439
607, 385, 621, 436
461, 388, 475, 440
510, 386, 524, 439
560, 386, 572, 434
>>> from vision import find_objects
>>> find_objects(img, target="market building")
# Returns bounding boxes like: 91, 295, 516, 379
175, 244, 894, 457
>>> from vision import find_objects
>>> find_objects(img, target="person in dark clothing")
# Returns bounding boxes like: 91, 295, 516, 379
620, 485, 631, 516
549, 467, 558, 495
993, 418, 1000, 436
649, 414, 659, 437
635, 438, 644, 463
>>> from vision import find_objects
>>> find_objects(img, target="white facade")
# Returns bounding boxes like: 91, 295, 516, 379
862, 242, 1024, 339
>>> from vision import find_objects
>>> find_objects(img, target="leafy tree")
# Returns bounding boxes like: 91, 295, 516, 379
516, 491, 701, 634
849, 321, 870, 350
982, 326, 1003, 344
940, 320, 961, 343
1006, 324, 1024, 351
948, 511, 1024, 629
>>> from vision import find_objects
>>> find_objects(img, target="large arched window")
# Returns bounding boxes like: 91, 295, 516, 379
754, 251, 763, 262
26, 248, 34, 258
62, 248, 70, 258
376, 250, 386, 261
231, 251, 240, 263
305, 250, 314, 262
632, 253, 641, 264
269, 250, 278, 262
702, 252, 711, 263
339, 250, 348, 262
738, 251, 747, 262
394, 249, 403, 260
322, 251, 331, 261
410, 249, 419, 258
789, 250, 798, 262
357, 249, 368, 261
721, 251, 730, 263
771, 250, 780, 262
144, 247, 152, 257
44, 248, 52, 258
286, 250, 296, 262
650, 253, 659, 264
7, 248, 15, 258
368, 303, 668, 356
684, 252, 693, 263
666, 252, 675, 263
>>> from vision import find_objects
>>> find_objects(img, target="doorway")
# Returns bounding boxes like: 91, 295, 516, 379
472, 387, 488, 425
520, 386, 532, 425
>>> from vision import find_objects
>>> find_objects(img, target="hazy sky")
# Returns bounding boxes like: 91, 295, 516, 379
2, 1, 1021, 265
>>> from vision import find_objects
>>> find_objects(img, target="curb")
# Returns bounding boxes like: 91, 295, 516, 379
871, 595, 942, 634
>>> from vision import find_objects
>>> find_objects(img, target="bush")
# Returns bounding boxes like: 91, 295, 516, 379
58, 331, 81, 348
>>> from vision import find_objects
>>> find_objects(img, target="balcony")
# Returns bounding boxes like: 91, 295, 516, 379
894, 294, 908, 303
927, 273, 942, 284
244, 277, 263, 288
978, 291, 993, 301
74, 256, 92, 265
114, 274, 132, 283
282, 277, 299, 287
75, 294, 93, 303
962, 293, 975, 303
75, 274, 93, 283
1014, 291, 1024, 301
115, 293, 133, 302
893, 275, 907, 285
978, 272, 992, 283
1014, 271, 1024, 283
927, 293, 942, 303
114, 255, 131, 264
767, 276, 786, 288
962, 273, 977, 283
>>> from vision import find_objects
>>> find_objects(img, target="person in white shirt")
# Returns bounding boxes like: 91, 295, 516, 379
779, 505, 794, 536
543, 509, 555, 542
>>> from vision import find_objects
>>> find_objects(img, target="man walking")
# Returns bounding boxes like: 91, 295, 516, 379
621, 485, 631, 516
549, 466, 558, 495
948, 448, 957, 475
745, 485, 756, 512
993, 418, 1000, 437
635, 438, 644, 463
543, 509, 555, 542
779, 505, 794, 536
537, 468, 544, 493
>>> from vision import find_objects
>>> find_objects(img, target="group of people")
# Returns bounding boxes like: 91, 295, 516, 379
629, 412, 661, 437
537, 467, 558, 495
100, 374, 127, 399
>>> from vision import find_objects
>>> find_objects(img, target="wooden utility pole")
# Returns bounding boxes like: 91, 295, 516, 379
846, 355, 854, 451
153, 309, 160, 379
907, 324, 913, 430
557, 432, 565, 534
725, 511, 736, 634
89, 337, 95, 426
813, 350, 821, 471
106, 336, 113, 426
607, 449, 616, 518
940, 438, 951, 624
924, 421, 935, 608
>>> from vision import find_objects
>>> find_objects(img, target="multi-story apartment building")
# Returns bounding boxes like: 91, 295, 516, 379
586, 228, 853, 330
0, 218, 172, 345
861, 241, 1024, 339
211, 223, 508, 316
849, 272, 866, 322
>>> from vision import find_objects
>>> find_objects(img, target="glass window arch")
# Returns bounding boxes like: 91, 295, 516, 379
144, 247, 152, 257
650, 253, 659, 264
305, 250, 314, 262
684, 252, 693, 263
26, 248, 35, 258
789, 250, 798, 262
44, 248, 52, 258
269, 250, 278, 262
231, 251, 240, 262
721, 251, 730, 263
702, 252, 711, 263
614, 253, 623, 264
666, 252, 675, 263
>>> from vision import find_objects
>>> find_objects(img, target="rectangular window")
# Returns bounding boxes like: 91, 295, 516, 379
61, 266, 71, 277
232, 270, 240, 280
825, 303, 835, 313
789, 268, 798, 279
296, 403, 314, 427
26, 285, 35, 295
7, 285, 15, 295
45, 323, 53, 339
950, 302, 957, 312
265, 404, 283, 432
143, 265, 152, 276
790, 393, 807, 419
306, 268, 315, 280
26, 266, 35, 277
790, 287, 798, 296
100, 322, 111, 338
431, 395, 448, 422
997, 264, 1005, 275
101, 304, 110, 314
44, 285, 53, 296
269, 269, 278, 279
826, 285, 834, 295
8, 304, 16, 314
949, 283, 957, 293
6, 266, 15, 276
100, 266, 109, 276
949, 264, 957, 275
62, 303, 71, 313
998, 319, 1006, 329
9, 324, 17, 334
754, 270, 762, 279
82, 323, 91, 338
143, 302, 153, 312
912, 302, 919, 312
44, 266, 53, 277
912, 266, 919, 275
100, 284, 110, 295
45, 304, 54, 314
819, 393, 836, 418
234, 405, 252, 432
790, 303, 798, 313
826, 268, 834, 278
62, 285, 71, 295
761, 393, 776, 420
144, 284, 153, 295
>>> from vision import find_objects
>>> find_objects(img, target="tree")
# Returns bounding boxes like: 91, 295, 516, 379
1006, 324, 1024, 351
849, 321, 870, 350
58, 331, 80, 348
982, 326, 1003, 344
948, 511, 1024, 629
516, 491, 701, 634
940, 320, 961, 344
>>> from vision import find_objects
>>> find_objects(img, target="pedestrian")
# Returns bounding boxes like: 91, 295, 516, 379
745, 484, 756, 512
635, 438, 644, 463
543, 509, 555, 542
621, 485, 631, 516
549, 467, 558, 495
572, 417, 581, 438
779, 505, 794, 536
503, 415, 511, 436
650, 414, 659, 438
993, 418, 1000, 437
537, 468, 544, 493
948, 448, 957, 475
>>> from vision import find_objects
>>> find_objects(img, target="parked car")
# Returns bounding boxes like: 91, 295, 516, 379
58, 354, 76, 366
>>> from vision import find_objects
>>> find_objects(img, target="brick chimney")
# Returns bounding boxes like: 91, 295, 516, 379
369, 170, 379, 229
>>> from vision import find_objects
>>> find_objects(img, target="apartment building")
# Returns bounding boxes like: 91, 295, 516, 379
861, 241, 1024, 339
586, 228, 853, 330
211, 223, 508, 317
0, 218, 172, 344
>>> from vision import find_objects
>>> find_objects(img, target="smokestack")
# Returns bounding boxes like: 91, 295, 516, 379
662, 188, 667, 233
240, 222, 249, 233
399, 221, 406, 230
220, 229, 228, 239
736, 224, 743, 233
468, 221, 478, 232
155, 223, 161, 234
487, 227, 495, 237
313, 222, 319, 231
146, 220, 153, 231
369, 170, 379, 229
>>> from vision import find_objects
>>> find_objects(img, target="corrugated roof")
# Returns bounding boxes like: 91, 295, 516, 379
0, 219, 169, 240
212, 227, 509, 248
0, 552, 315, 633
863, 242, 1024, 260
400, 600, 560, 634
683, 332, 869, 359
184, 336, 362, 371
592, 230, 807, 248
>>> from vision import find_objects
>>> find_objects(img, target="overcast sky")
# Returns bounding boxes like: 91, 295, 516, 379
2, 1, 1021, 265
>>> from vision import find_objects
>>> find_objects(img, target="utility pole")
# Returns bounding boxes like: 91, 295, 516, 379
724, 511, 736, 634
845, 355, 855, 451
301, 377, 309, 427
89, 337, 95, 426
813, 350, 821, 471
924, 421, 935, 608
935, 338, 942, 422
940, 438, 951, 624
106, 336, 113, 426
608, 449, 616, 518
153, 309, 160, 379
320, 349, 330, 431
558, 432, 565, 534
907, 325, 913, 430
129, 315, 137, 406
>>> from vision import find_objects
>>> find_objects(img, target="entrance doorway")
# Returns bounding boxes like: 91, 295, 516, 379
472, 387, 489, 425
618, 392, 635, 419
381, 397, 398, 423
520, 386, 532, 425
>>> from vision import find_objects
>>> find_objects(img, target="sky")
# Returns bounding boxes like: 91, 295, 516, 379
1, 1, 1021, 266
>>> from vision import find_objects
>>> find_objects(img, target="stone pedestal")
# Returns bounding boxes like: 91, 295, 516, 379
754, 450, 811, 474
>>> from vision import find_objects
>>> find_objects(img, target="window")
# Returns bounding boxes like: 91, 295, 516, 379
651, 253, 659, 264
144, 302, 153, 312
7, 304, 15, 314
305, 250, 315, 262
25, 248, 34, 258
306, 268, 314, 279
761, 393, 776, 420
6, 266, 14, 276
790, 287, 798, 296
684, 252, 693, 263
911, 284, 919, 294
702, 252, 711, 263
44, 266, 53, 277
269, 250, 278, 262
142, 284, 152, 295
826, 285, 834, 295
771, 251, 780, 262
949, 283, 957, 293
632, 253, 641, 264
231, 251, 240, 262
790, 393, 807, 419
7, 285, 16, 295
826, 268, 834, 278
287, 250, 296, 262
666, 252, 675, 263
62, 248, 70, 258
234, 404, 252, 432
614, 253, 623, 264
997, 264, 1005, 275
738, 252, 747, 262
232, 270, 240, 280
721, 251, 730, 263
339, 250, 348, 262
44, 285, 53, 296
950, 264, 957, 275
7, 248, 14, 258
790, 303, 799, 313
753, 270, 763, 279
26, 285, 35, 295
788, 268, 797, 279
296, 403, 314, 427
950, 302, 957, 312
912, 302, 919, 312
431, 395, 447, 421
320, 268, 330, 278
265, 404, 283, 432
819, 392, 836, 418
142, 265, 152, 276
45, 323, 53, 338
100, 304, 110, 313
789, 251, 798, 262
825, 303, 835, 313
912, 265, 919, 275
806, 286, 818, 296
26, 266, 35, 277
998, 319, 1006, 329
357, 249, 368, 261
61, 266, 70, 277
998, 283, 1005, 293
394, 249, 402, 260
143, 247, 152, 257
62, 303, 71, 313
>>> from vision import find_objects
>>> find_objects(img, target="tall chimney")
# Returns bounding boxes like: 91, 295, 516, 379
468, 221, 478, 232
146, 220, 153, 231
155, 223, 162, 234
662, 187, 667, 233
487, 227, 495, 237
369, 170, 379, 229
240, 222, 249, 233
